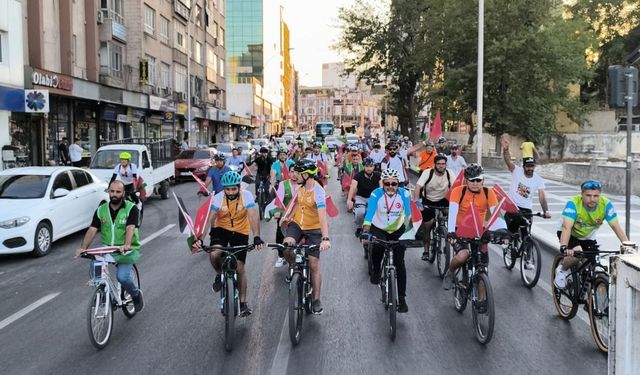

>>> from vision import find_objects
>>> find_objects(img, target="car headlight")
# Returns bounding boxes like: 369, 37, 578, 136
197, 165, 209, 171
0, 216, 31, 229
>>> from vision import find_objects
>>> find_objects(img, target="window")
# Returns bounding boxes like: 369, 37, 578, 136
146, 55, 156, 85
144, 4, 155, 35
194, 41, 202, 64
159, 16, 169, 44
71, 170, 91, 188
52, 172, 73, 194
110, 43, 123, 77
102, 0, 124, 24
195, 5, 202, 27
142, 151, 150, 169
72, 34, 77, 64
161, 62, 171, 88
174, 63, 187, 93
219, 27, 224, 47
219, 58, 224, 77
0, 30, 6, 64
174, 21, 186, 52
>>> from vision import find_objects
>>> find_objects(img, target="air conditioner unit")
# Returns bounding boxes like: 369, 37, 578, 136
154, 86, 162, 95
97, 11, 104, 24
173, 91, 181, 101
166, 87, 173, 95
192, 96, 200, 106
180, 92, 188, 102
214, 99, 220, 107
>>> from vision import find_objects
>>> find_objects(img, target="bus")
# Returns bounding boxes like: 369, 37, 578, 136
315, 121, 334, 141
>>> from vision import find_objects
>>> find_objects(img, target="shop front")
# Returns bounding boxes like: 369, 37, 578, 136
148, 95, 177, 140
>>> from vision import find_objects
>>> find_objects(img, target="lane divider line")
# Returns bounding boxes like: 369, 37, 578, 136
0, 292, 61, 331
140, 224, 175, 246
269, 310, 292, 375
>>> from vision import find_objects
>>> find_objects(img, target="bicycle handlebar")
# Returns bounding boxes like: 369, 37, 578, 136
266, 243, 319, 251
79, 246, 131, 259
198, 244, 256, 254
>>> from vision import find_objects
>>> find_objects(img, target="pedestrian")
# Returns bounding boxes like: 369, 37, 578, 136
58, 137, 70, 165
181, 135, 189, 153
520, 137, 540, 160
69, 137, 84, 167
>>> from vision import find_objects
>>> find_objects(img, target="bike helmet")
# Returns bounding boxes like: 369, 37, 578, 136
464, 163, 484, 180
434, 154, 447, 164
363, 157, 375, 166
278, 148, 288, 155
293, 158, 318, 176
221, 171, 242, 187
214, 153, 226, 161
437, 136, 447, 143
260, 147, 269, 154
381, 168, 400, 180
424, 141, 435, 147
119, 152, 131, 160
313, 142, 321, 148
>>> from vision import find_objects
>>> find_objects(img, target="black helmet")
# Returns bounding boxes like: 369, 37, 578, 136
313, 142, 321, 148
464, 163, 484, 180
434, 154, 447, 164
293, 158, 318, 176
214, 153, 226, 161
363, 157, 375, 166
260, 147, 269, 153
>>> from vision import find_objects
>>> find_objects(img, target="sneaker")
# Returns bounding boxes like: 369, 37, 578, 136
312, 299, 324, 315
240, 302, 252, 317
442, 271, 453, 290
274, 257, 286, 268
211, 274, 222, 292
421, 251, 430, 261
370, 270, 381, 285
554, 265, 568, 289
355, 228, 362, 238
397, 297, 408, 313
132, 290, 144, 312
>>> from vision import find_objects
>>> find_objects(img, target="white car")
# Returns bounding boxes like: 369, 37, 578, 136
346, 134, 360, 144
325, 136, 343, 151
0, 167, 108, 256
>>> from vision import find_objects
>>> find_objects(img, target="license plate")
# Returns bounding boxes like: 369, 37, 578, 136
180, 172, 192, 176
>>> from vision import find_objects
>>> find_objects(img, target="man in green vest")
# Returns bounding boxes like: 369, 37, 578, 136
76, 180, 144, 312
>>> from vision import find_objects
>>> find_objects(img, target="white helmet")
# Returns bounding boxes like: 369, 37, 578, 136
381, 168, 400, 180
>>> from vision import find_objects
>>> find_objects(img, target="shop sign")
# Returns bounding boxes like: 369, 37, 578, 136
218, 109, 230, 122
139, 59, 149, 84
24, 90, 50, 113
117, 114, 129, 123
149, 95, 177, 112
32, 70, 73, 91
163, 111, 175, 124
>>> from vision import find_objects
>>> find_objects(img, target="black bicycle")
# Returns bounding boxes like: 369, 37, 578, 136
268, 243, 318, 345
451, 235, 495, 345
366, 236, 402, 341
500, 212, 546, 288
351, 202, 369, 261
198, 244, 254, 352
551, 244, 625, 353
426, 206, 449, 278
256, 177, 270, 221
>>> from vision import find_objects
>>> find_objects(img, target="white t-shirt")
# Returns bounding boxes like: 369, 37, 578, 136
382, 156, 407, 183
446, 154, 467, 178
369, 149, 386, 164
416, 168, 452, 201
113, 163, 139, 185
509, 166, 545, 210
69, 143, 84, 162
306, 152, 328, 163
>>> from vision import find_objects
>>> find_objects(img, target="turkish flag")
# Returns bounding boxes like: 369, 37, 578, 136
194, 195, 212, 238
325, 196, 339, 217
492, 183, 520, 213
429, 111, 443, 142
455, 203, 483, 239
341, 172, 353, 193
444, 170, 466, 201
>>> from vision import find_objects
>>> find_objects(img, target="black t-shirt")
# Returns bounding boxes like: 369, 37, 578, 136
354, 171, 381, 198
248, 155, 274, 177
91, 203, 140, 229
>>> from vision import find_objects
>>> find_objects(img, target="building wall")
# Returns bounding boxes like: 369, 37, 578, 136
227, 83, 254, 117
41, 0, 62, 73
322, 62, 357, 90
72, 0, 87, 79
261, 0, 282, 112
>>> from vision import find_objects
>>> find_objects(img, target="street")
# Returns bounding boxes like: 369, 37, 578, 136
0, 173, 608, 375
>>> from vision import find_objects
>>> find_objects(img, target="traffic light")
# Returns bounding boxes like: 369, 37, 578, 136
608, 65, 638, 108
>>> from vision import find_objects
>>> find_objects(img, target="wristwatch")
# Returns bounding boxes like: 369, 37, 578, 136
321, 237, 330, 241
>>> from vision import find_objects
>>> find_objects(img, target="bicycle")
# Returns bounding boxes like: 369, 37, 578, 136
499, 212, 546, 288
450, 235, 495, 345
350, 202, 369, 261
550, 243, 635, 353
425, 205, 449, 278
79, 247, 140, 350
196, 244, 255, 352
268, 243, 318, 345
366, 236, 402, 341
256, 176, 269, 221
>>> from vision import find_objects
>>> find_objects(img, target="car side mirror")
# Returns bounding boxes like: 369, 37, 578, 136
53, 188, 70, 198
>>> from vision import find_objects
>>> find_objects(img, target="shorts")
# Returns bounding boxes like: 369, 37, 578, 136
285, 222, 321, 258
453, 241, 489, 265
504, 207, 532, 235
556, 231, 598, 262
210, 227, 250, 263
421, 198, 449, 222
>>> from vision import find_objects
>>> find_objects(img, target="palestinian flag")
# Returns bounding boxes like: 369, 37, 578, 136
445, 170, 465, 201
492, 183, 520, 213
264, 180, 296, 221
281, 161, 290, 181
135, 177, 148, 201
399, 200, 423, 240
455, 203, 483, 239
173, 192, 196, 248
485, 197, 508, 231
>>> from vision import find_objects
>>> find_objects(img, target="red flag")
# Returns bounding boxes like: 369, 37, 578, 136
325, 196, 339, 217
317, 161, 327, 178
341, 172, 353, 193
336, 147, 344, 165
429, 111, 443, 142
243, 162, 253, 176
281, 161, 290, 180
445, 170, 465, 200
485, 198, 505, 230
492, 183, 520, 213
191, 172, 209, 194
455, 203, 483, 239
194, 195, 212, 238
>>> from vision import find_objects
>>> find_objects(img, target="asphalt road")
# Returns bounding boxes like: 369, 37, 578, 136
0, 173, 607, 375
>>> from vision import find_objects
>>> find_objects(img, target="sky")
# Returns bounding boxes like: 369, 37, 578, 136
281, 0, 356, 87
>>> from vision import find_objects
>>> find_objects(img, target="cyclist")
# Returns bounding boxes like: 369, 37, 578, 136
369, 143, 386, 171
193, 171, 265, 317
246, 146, 274, 199
273, 162, 298, 267
347, 157, 381, 237
436, 136, 449, 155
281, 159, 331, 314
75, 180, 144, 312
381, 142, 409, 187
270, 148, 293, 188
360, 168, 412, 313
446, 145, 467, 177
409, 141, 437, 173
554, 180, 628, 288
203, 154, 231, 194
307, 142, 329, 164
502, 140, 551, 265
442, 164, 503, 290
226, 147, 245, 169
109, 152, 140, 206
413, 154, 452, 260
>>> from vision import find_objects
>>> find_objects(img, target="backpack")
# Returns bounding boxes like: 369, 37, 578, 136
421, 169, 451, 201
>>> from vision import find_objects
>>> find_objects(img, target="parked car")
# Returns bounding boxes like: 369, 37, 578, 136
174, 148, 215, 182
0, 167, 109, 256
325, 136, 343, 152
346, 134, 360, 145
212, 142, 234, 160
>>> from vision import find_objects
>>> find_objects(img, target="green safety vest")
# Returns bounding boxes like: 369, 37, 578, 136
97, 200, 141, 264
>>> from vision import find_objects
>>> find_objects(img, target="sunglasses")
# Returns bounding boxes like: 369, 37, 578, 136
383, 182, 399, 187
467, 178, 483, 183
581, 181, 602, 191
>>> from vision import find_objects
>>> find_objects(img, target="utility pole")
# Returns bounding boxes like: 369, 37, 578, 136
476, 0, 484, 165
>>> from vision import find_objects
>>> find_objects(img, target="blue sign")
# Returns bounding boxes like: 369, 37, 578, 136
0, 86, 25, 111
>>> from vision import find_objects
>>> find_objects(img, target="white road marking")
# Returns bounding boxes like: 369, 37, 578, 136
140, 224, 175, 245
269, 310, 292, 375
0, 293, 61, 331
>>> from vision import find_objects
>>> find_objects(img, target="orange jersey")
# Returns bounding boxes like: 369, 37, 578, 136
291, 182, 327, 230
211, 190, 255, 235
449, 185, 498, 227
419, 150, 436, 171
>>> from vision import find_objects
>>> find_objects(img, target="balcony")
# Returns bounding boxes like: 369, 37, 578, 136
98, 13, 128, 43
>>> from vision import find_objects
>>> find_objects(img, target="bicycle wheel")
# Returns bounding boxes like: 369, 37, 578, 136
472, 273, 495, 344
454, 267, 468, 313
588, 274, 610, 353
289, 273, 304, 345
388, 268, 397, 342
224, 277, 236, 352
436, 240, 450, 279
502, 243, 517, 270
87, 286, 113, 350
551, 255, 580, 320
122, 264, 140, 318
427, 227, 437, 263
258, 190, 265, 220
520, 239, 541, 288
